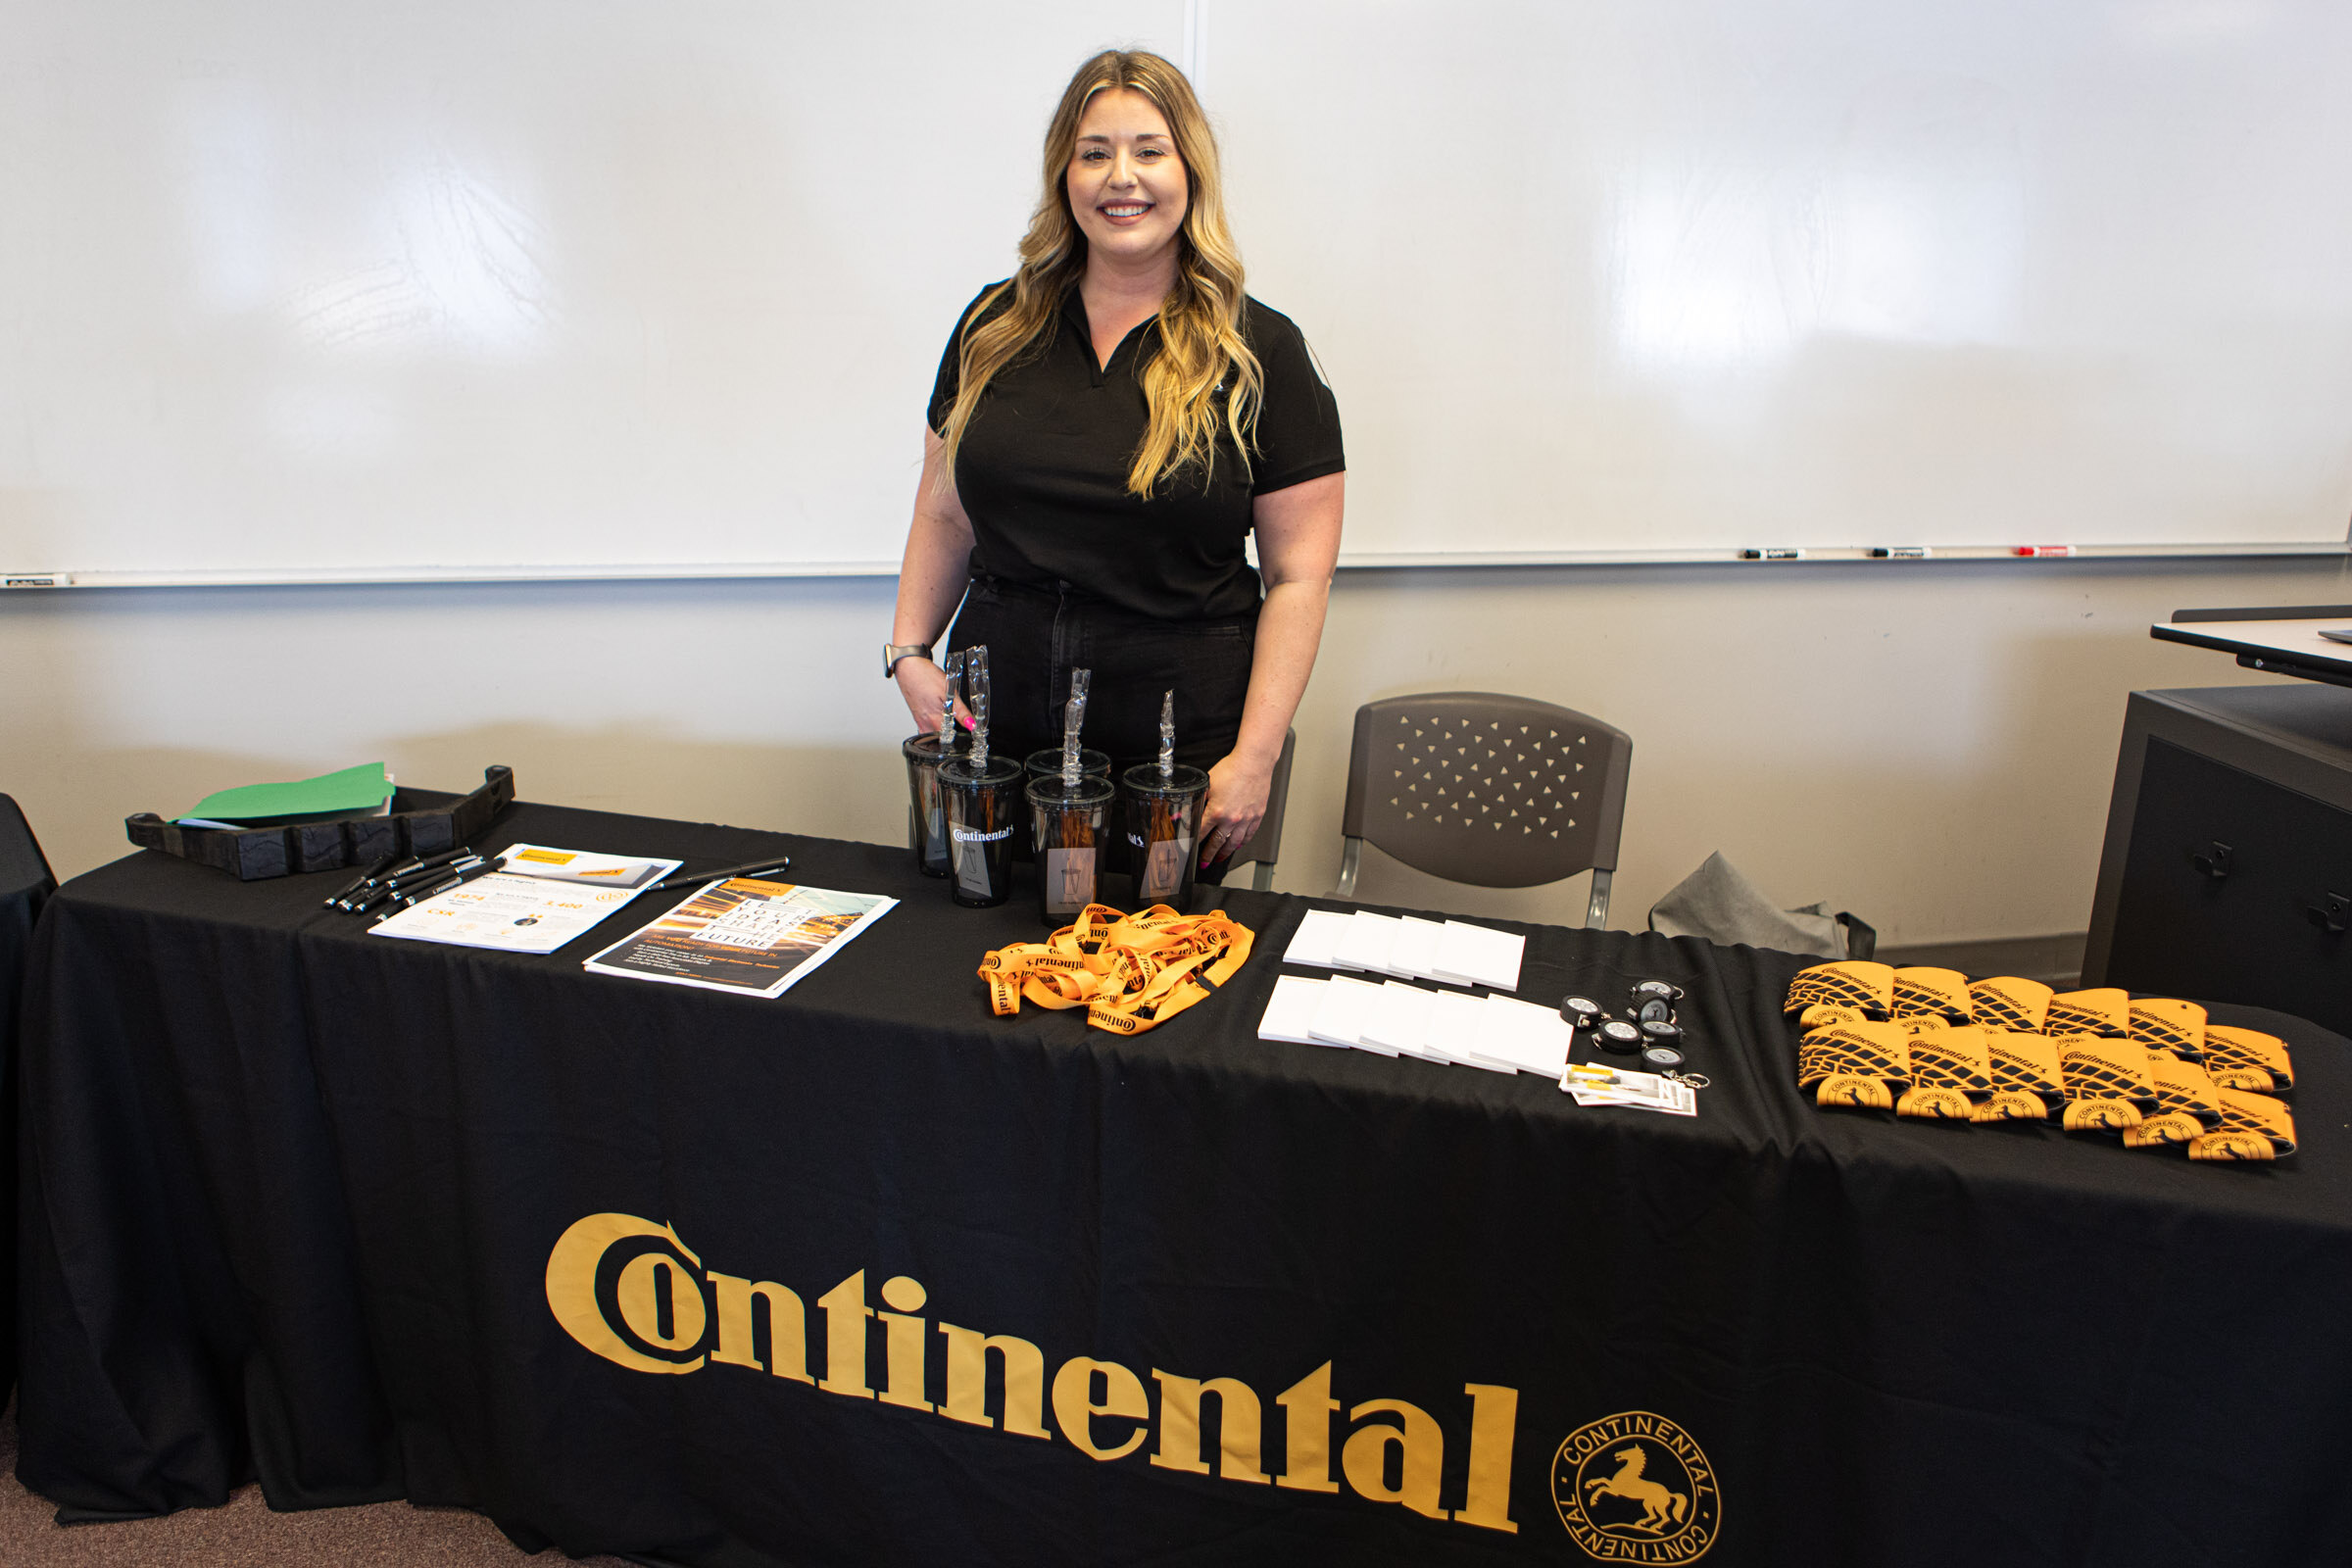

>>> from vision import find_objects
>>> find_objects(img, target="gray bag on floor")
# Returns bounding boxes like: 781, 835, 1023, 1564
1647, 852, 1876, 959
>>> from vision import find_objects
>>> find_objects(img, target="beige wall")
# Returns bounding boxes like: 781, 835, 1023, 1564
3, 555, 2344, 943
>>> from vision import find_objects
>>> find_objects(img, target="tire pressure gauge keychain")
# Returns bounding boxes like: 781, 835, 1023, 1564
1595, 1019, 1643, 1055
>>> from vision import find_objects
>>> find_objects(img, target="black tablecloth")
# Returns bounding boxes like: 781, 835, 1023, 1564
16, 799, 2352, 1566
1, 794, 57, 1407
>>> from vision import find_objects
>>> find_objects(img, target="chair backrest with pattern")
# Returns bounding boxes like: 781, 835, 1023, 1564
1341, 694, 1631, 890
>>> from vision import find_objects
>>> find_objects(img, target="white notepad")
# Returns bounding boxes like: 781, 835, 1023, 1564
1282, 907, 1524, 997
1359, 981, 1445, 1061
1387, 915, 1446, 981
1433, 920, 1526, 992
1310, 975, 1391, 1051
1337, 909, 1400, 974
1257, 975, 1328, 1045
1426, 990, 1515, 1073
1478, 994, 1573, 1075
1283, 908, 1356, 970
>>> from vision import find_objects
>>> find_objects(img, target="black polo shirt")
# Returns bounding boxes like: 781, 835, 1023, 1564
927, 282, 1345, 622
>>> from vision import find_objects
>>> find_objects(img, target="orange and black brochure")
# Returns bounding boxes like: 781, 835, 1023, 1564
582, 878, 897, 999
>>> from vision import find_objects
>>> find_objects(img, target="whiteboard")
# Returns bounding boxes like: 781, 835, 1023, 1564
1217, 0, 2352, 562
0, 0, 1185, 583
3, 0, 2350, 586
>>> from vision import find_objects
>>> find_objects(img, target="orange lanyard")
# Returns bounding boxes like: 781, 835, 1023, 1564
979, 904, 1255, 1035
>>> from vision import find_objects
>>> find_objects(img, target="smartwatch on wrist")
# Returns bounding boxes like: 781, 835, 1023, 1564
883, 643, 933, 679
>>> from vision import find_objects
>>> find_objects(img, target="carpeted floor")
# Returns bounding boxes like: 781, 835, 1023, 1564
0, 1399, 631, 1566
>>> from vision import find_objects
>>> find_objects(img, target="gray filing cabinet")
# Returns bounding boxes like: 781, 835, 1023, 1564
2083, 684, 2352, 1035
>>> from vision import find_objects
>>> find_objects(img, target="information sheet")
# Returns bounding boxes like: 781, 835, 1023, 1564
582, 878, 896, 999
369, 845, 682, 955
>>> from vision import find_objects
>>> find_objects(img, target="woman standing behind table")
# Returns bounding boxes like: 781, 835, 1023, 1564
885, 49, 1345, 883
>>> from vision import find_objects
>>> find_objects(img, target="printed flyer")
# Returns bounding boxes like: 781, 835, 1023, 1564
582, 878, 896, 998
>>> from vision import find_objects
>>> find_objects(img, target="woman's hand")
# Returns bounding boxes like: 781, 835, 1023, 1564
1198, 751, 1273, 868
894, 658, 972, 737
1194, 473, 1341, 870
889, 427, 979, 736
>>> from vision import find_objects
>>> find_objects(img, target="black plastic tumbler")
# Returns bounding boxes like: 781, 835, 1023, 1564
1120, 762, 1210, 907
903, 734, 959, 878
1023, 747, 1111, 783
1027, 774, 1116, 924
938, 754, 1024, 907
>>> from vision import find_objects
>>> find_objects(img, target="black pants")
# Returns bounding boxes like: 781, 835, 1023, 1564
946, 574, 1256, 884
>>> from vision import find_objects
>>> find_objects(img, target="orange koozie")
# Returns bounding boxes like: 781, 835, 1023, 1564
2045, 988, 2130, 1039
1968, 976, 2053, 1034
1786, 961, 1894, 1019
2127, 997, 2208, 1060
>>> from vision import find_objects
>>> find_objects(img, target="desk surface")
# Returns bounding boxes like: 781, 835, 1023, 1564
2152, 615, 2352, 683
17, 800, 2352, 1567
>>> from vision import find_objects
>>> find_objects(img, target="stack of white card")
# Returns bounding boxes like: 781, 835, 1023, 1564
1281, 908, 1525, 994
1560, 1066, 1697, 1116
1257, 974, 1571, 1075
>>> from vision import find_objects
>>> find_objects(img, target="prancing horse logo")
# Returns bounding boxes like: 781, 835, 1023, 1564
1586, 1445, 1686, 1531
1552, 1411, 1720, 1561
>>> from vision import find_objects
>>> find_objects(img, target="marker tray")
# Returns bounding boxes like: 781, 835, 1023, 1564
124, 765, 516, 881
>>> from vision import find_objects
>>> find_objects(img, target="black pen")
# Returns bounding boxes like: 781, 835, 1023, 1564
376, 857, 504, 916
351, 857, 489, 915
324, 853, 402, 907
342, 846, 467, 906
338, 858, 432, 910
399, 845, 475, 879
386, 853, 484, 892
346, 882, 400, 916
649, 856, 791, 893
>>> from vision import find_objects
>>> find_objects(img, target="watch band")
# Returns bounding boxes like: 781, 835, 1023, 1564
883, 642, 934, 679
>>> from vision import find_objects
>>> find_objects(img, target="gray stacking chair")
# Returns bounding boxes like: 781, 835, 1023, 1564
1228, 728, 1297, 893
1336, 694, 1632, 928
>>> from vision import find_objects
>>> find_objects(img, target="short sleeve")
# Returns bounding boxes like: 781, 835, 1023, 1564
928, 283, 1010, 436
1245, 302, 1346, 496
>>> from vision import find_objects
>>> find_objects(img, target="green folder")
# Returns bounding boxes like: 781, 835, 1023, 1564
181, 761, 393, 826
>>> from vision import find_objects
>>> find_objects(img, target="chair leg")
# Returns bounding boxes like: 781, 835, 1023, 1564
1337, 838, 1362, 899
1586, 868, 1612, 930
1251, 860, 1275, 893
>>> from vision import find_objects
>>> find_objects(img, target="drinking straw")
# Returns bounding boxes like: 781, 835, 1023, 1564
938, 649, 965, 748
967, 646, 993, 769
1157, 689, 1175, 779
1059, 669, 1092, 788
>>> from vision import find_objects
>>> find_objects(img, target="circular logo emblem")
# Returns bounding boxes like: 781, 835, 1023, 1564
1551, 1412, 1720, 1561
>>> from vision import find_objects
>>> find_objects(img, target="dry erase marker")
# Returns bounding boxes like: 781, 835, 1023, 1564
1869, 546, 1933, 559
2012, 545, 2077, 558
1737, 548, 1804, 561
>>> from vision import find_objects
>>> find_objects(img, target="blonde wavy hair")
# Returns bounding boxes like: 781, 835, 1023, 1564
937, 49, 1262, 500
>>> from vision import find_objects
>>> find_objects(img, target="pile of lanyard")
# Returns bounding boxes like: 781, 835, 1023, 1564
979, 904, 1255, 1035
